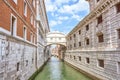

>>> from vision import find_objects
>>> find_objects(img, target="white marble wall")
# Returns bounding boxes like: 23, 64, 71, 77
65, 50, 120, 80
66, 0, 120, 80
0, 34, 36, 80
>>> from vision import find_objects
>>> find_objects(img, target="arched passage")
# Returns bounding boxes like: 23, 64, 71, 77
46, 31, 66, 47
45, 31, 67, 60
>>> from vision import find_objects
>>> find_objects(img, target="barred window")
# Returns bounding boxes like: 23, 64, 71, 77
86, 57, 90, 64
86, 25, 89, 31
97, 15, 102, 24
79, 30, 81, 34
116, 3, 120, 13
98, 59, 104, 68
79, 56, 81, 61
74, 34, 76, 38
17, 62, 20, 71
98, 34, 104, 42
79, 42, 81, 46
117, 29, 120, 39
86, 38, 89, 45
74, 43, 76, 47
74, 56, 76, 60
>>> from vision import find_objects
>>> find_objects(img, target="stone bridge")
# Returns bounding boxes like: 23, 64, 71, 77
46, 31, 66, 47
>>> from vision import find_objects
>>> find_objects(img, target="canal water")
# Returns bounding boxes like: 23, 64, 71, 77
34, 57, 92, 80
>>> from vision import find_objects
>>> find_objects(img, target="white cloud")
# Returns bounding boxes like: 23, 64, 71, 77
72, 14, 82, 21
45, 0, 58, 12
58, 16, 69, 21
49, 20, 62, 27
45, 0, 89, 34
49, 21, 57, 27
58, 0, 89, 14
45, 0, 84, 12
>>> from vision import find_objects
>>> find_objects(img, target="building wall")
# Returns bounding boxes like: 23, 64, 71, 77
65, 0, 120, 79
0, 33, 36, 80
0, 0, 50, 80
36, 0, 50, 69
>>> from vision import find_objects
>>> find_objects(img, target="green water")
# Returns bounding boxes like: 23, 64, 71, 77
34, 57, 93, 80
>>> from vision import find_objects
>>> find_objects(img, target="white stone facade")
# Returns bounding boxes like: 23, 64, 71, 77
0, 33, 36, 80
36, 0, 50, 69
46, 31, 66, 46
0, 0, 50, 80
65, 0, 120, 80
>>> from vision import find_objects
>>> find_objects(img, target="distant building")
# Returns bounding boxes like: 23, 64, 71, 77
51, 45, 60, 57
0, 0, 50, 80
65, 0, 120, 80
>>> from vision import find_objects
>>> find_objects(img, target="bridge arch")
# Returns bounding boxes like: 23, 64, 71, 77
46, 31, 66, 47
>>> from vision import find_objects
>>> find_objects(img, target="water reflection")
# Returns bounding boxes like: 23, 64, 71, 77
35, 57, 92, 80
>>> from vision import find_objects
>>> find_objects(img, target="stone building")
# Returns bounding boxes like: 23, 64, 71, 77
0, 0, 50, 80
36, 0, 50, 69
65, 0, 120, 80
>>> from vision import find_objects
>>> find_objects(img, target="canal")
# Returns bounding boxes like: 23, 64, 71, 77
34, 57, 93, 80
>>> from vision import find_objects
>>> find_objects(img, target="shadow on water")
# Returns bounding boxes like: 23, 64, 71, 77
34, 56, 93, 80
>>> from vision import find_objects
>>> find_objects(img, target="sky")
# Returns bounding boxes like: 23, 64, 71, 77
45, 0, 89, 34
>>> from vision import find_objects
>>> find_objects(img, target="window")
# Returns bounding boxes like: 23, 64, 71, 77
26, 60, 28, 66
98, 59, 104, 68
74, 34, 76, 38
98, 34, 104, 42
30, 32, 33, 42
79, 30, 81, 34
17, 62, 19, 71
11, 15, 17, 36
86, 25, 89, 31
79, 42, 81, 46
23, 27, 27, 40
117, 29, 120, 39
74, 43, 76, 47
13, 0, 17, 4
116, 3, 120, 13
78, 56, 81, 61
74, 56, 76, 60
117, 62, 120, 74
24, 0, 27, 16
97, 15, 102, 24
86, 38, 89, 45
86, 57, 90, 64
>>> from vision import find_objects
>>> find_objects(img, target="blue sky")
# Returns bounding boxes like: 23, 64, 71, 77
45, 0, 89, 34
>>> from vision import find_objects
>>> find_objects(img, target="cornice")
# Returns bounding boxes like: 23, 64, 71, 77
67, 0, 117, 36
